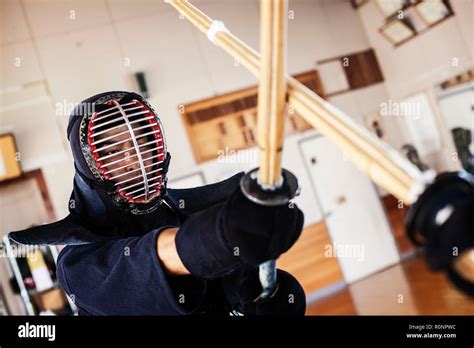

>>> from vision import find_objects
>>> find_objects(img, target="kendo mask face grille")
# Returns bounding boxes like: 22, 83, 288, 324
78, 92, 168, 211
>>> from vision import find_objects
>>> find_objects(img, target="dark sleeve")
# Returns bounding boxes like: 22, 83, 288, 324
56, 229, 206, 315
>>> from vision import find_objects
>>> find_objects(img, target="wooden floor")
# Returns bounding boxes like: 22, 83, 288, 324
278, 222, 344, 294
306, 255, 474, 315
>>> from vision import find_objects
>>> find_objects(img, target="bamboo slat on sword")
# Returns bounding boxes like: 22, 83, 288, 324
257, 0, 274, 187
166, 0, 435, 204
253, 0, 288, 300
258, 0, 286, 188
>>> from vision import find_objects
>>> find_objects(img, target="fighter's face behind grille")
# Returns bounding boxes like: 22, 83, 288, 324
79, 93, 168, 212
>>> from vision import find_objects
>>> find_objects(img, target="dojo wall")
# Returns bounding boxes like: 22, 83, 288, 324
3, 0, 470, 287
356, 0, 472, 172
1, 0, 372, 220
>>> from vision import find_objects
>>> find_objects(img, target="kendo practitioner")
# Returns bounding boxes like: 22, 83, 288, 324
9, 91, 306, 315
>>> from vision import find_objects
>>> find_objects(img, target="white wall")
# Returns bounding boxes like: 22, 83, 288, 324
1, 0, 371, 224
358, 0, 472, 100
1, 0, 472, 290
356, 0, 472, 172
287, 0, 371, 73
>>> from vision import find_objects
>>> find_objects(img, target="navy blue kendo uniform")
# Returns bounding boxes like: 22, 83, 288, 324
56, 174, 247, 315
9, 91, 306, 315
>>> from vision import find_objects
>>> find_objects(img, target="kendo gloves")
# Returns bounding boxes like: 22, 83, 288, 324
175, 186, 304, 279
222, 267, 306, 315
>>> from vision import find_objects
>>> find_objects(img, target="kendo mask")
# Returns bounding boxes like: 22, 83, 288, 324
68, 91, 171, 215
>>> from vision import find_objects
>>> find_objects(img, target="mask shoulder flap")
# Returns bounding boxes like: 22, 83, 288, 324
166, 171, 245, 215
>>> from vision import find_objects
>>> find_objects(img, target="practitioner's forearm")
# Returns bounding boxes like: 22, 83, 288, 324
157, 227, 190, 276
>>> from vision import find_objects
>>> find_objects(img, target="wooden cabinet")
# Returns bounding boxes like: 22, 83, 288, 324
343, 49, 384, 89
317, 48, 384, 97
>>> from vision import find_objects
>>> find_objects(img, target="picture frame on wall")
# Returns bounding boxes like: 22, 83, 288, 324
415, 0, 453, 27
379, 19, 416, 46
375, 0, 406, 17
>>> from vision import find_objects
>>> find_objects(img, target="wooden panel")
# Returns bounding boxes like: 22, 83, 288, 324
292, 70, 326, 98
306, 288, 357, 315
349, 260, 418, 315
318, 49, 384, 96
278, 222, 344, 295
181, 70, 324, 163
402, 256, 474, 315
185, 86, 258, 115
306, 256, 474, 315
344, 49, 384, 89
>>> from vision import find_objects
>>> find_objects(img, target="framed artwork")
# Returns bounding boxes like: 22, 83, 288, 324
375, 0, 406, 17
379, 19, 416, 46
180, 70, 321, 163
415, 0, 452, 26
0, 133, 21, 181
